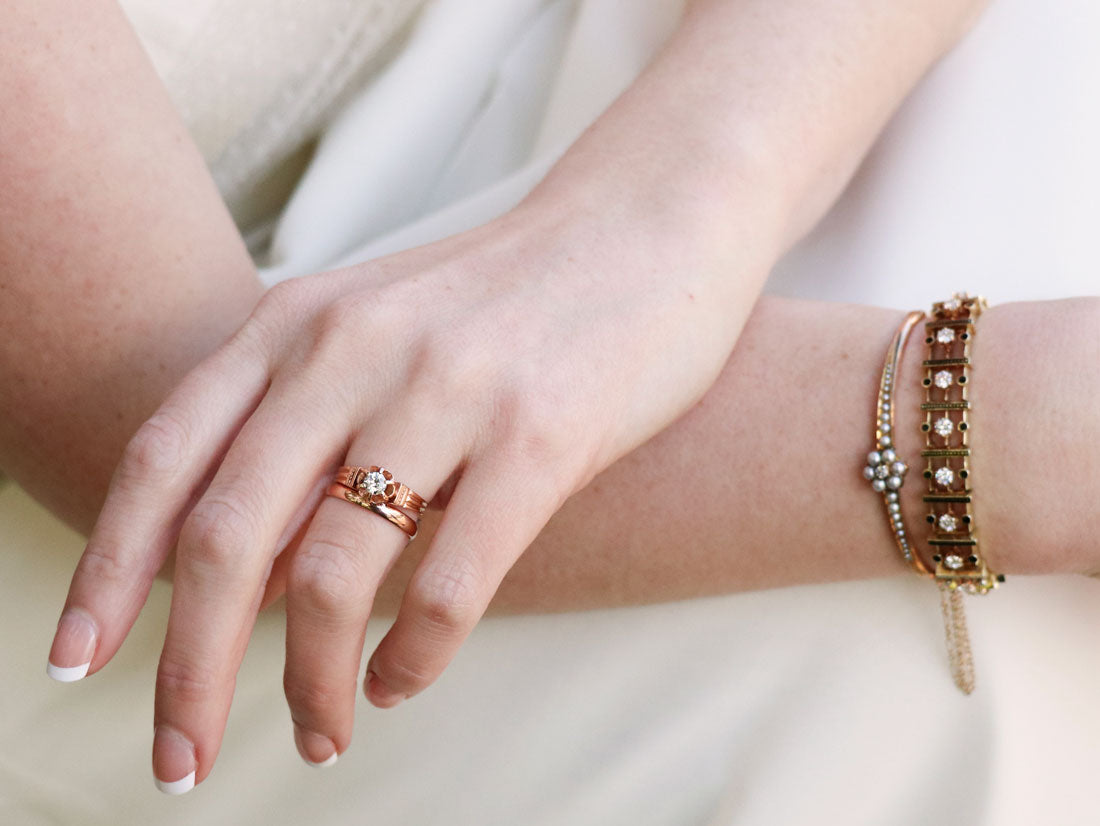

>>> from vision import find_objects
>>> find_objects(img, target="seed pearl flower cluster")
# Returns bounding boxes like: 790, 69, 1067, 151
863, 448, 908, 493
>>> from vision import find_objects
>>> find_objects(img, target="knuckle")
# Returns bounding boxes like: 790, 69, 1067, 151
287, 540, 364, 617
283, 674, 348, 717
246, 276, 328, 354
375, 654, 435, 693
76, 543, 131, 586
500, 391, 573, 466
408, 556, 485, 635
121, 411, 191, 480
252, 279, 302, 327
296, 295, 392, 385
179, 496, 261, 571
406, 329, 491, 406
156, 657, 221, 706
315, 292, 385, 347
243, 281, 297, 349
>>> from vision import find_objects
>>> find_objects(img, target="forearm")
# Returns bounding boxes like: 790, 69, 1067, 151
0, 0, 264, 531
525, 0, 990, 293
369, 295, 1100, 615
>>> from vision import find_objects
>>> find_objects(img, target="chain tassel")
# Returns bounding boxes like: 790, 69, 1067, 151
938, 582, 975, 694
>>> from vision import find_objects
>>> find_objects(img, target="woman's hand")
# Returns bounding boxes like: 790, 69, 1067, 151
49, 193, 769, 786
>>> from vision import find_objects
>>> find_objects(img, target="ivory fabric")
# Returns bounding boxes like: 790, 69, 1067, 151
3, 0, 1100, 824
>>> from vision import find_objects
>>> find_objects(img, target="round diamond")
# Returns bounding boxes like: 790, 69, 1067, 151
943, 298, 961, 311
944, 554, 964, 570
362, 470, 388, 496
936, 327, 956, 344
935, 466, 955, 487
934, 417, 954, 438
934, 370, 954, 389
938, 513, 959, 532
875, 464, 890, 479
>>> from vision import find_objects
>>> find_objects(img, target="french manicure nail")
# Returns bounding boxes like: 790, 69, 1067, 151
155, 771, 196, 796
153, 725, 197, 795
47, 609, 97, 682
293, 723, 338, 767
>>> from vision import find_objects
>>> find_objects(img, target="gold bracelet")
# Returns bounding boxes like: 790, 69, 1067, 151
863, 311, 931, 576
920, 292, 1004, 694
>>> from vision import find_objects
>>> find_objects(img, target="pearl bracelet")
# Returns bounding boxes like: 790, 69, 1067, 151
862, 311, 930, 576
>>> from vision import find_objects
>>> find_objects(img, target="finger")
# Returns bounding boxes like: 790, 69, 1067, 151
364, 448, 564, 708
258, 470, 333, 612
48, 327, 269, 683
282, 417, 462, 765
151, 377, 348, 792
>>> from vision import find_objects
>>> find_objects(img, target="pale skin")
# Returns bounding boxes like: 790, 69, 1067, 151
10, 0, 1093, 795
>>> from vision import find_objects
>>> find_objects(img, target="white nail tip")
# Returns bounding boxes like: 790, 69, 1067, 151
47, 661, 90, 682
306, 753, 338, 768
155, 770, 196, 795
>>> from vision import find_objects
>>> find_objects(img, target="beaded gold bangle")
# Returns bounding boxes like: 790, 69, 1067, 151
862, 311, 931, 576
920, 292, 1004, 694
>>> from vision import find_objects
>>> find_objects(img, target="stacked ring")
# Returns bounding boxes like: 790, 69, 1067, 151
325, 483, 419, 539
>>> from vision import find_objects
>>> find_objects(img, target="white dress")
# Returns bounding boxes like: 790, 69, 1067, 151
2, 1, 1099, 823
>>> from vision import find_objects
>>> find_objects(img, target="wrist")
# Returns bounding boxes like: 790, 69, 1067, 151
514, 120, 788, 311
973, 298, 1100, 576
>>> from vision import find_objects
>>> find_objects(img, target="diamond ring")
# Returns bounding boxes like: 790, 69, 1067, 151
334, 465, 428, 517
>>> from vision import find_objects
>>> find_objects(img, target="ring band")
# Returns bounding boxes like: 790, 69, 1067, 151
326, 483, 418, 539
335, 465, 428, 516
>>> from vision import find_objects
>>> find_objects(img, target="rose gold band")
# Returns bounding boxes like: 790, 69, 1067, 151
325, 483, 418, 539
335, 465, 428, 516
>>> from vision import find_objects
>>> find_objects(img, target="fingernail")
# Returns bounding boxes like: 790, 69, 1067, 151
47, 609, 97, 682
153, 725, 197, 795
293, 723, 338, 767
365, 669, 406, 709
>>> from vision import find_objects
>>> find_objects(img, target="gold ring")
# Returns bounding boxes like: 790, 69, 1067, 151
326, 483, 418, 539
334, 465, 428, 517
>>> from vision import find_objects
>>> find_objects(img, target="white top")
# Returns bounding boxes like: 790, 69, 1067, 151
2, 0, 1099, 823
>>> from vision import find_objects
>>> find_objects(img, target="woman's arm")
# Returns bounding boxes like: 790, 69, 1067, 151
300, 294, 1099, 616
0, 0, 263, 532
526, 0, 991, 281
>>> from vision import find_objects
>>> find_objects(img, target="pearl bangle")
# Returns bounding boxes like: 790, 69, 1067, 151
862, 310, 930, 576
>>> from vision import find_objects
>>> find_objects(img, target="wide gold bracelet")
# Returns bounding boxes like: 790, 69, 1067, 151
920, 292, 1004, 694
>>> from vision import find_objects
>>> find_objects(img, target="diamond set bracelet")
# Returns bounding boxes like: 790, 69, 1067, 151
920, 295, 1002, 594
